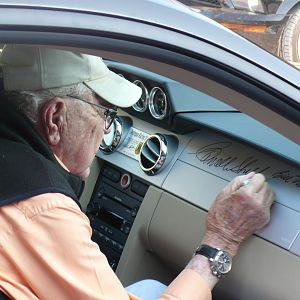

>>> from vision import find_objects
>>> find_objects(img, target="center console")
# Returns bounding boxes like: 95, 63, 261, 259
86, 163, 149, 270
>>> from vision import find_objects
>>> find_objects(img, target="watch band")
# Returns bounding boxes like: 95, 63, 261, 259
195, 244, 219, 258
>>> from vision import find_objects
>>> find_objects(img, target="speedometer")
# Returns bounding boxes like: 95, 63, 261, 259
149, 87, 168, 120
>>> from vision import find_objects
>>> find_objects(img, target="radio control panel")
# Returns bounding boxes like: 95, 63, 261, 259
86, 163, 149, 270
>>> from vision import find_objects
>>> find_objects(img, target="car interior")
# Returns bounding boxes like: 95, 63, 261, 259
2, 43, 300, 300
83, 58, 300, 299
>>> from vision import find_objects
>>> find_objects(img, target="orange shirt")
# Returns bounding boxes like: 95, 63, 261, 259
0, 193, 211, 300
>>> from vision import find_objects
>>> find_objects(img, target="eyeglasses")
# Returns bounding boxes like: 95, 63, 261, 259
67, 95, 118, 130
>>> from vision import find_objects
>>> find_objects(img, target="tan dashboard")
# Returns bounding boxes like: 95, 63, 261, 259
82, 109, 300, 300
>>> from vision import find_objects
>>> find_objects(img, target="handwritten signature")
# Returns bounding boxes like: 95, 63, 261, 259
189, 142, 300, 188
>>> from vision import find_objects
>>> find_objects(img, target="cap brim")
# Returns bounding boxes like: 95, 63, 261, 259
84, 70, 142, 108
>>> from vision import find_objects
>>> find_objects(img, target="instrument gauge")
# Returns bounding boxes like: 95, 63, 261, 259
149, 87, 168, 120
132, 80, 149, 112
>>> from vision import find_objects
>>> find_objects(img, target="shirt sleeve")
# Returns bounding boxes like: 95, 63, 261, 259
0, 193, 211, 300
0, 193, 132, 300
158, 269, 212, 300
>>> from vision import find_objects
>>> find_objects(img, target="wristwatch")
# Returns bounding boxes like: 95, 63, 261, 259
194, 244, 232, 278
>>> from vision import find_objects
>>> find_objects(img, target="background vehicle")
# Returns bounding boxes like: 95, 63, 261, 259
179, 0, 300, 66
0, 0, 300, 299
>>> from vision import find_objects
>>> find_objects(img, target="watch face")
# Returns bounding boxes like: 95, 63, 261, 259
211, 250, 232, 277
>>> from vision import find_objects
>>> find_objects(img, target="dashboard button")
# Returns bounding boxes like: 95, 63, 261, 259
131, 208, 138, 218
120, 173, 131, 188
102, 166, 121, 182
131, 180, 148, 197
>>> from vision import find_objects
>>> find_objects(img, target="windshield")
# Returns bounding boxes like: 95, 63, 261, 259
178, 0, 300, 70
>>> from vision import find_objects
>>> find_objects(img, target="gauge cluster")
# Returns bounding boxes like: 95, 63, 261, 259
106, 62, 171, 123
131, 79, 168, 120
106, 59, 236, 132
131, 80, 168, 120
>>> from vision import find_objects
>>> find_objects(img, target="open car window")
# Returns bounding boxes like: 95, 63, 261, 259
0, 1, 300, 299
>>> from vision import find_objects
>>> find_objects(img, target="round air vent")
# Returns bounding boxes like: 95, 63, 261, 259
100, 116, 132, 154
139, 133, 178, 175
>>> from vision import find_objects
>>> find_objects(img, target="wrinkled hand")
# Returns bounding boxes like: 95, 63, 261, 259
202, 172, 275, 256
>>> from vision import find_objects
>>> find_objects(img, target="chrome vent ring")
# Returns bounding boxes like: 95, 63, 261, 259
139, 133, 178, 175
100, 116, 132, 154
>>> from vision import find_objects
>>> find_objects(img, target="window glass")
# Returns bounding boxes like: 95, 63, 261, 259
179, 0, 300, 70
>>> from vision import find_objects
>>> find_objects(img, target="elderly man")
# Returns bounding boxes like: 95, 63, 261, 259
0, 44, 274, 300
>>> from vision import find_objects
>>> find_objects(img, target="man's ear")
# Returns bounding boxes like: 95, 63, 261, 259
40, 97, 67, 146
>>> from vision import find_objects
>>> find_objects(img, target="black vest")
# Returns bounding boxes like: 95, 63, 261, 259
0, 100, 84, 207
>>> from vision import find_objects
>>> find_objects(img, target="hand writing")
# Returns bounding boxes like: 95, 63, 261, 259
201, 172, 275, 256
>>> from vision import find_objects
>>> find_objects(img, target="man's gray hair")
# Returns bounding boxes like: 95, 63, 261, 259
4, 83, 93, 123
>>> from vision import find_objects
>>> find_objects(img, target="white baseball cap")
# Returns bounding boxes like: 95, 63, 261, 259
0, 44, 142, 108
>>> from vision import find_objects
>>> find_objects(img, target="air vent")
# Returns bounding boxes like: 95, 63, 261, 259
139, 134, 178, 175
100, 116, 132, 154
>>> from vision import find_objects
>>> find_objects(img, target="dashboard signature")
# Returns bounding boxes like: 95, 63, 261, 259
189, 142, 300, 188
